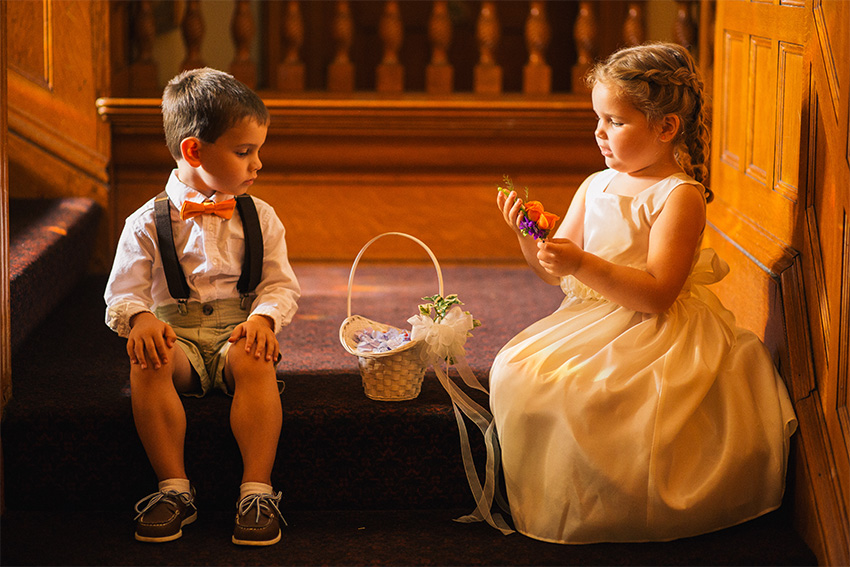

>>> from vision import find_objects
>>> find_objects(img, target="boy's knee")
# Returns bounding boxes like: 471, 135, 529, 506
130, 359, 174, 384
226, 342, 277, 383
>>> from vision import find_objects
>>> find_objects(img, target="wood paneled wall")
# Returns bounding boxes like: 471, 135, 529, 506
5, 0, 111, 269
709, 1, 849, 564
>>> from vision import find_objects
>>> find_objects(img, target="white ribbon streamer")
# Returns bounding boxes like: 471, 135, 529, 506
408, 307, 514, 535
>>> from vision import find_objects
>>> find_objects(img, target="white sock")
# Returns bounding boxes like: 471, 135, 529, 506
240, 481, 273, 501
158, 478, 191, 495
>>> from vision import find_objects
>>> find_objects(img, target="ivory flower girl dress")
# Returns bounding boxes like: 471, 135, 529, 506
490, 169, 797, 544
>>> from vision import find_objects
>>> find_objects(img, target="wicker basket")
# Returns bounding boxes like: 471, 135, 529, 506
339, 232, 444, 401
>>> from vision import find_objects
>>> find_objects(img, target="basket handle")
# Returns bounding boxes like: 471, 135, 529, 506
346, 232, 444, 318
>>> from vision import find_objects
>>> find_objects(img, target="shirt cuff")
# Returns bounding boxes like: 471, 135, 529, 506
106, 304, 153, 338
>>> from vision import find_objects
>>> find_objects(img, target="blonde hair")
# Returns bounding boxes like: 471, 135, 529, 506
161, 67, 269, 161
587, 42, 712, 202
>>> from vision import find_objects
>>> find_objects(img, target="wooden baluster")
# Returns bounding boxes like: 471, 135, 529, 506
327, 0, 354, 92
698, 0, 714, 94
181, 0, 205, 71
277, 1, 305, 92
426, 0, 453, 94
571, 1, 596, 93
129, 0, 159, 95
622, 1, 645, 47
377, 0, 404, 93
673, 0, 696, 52
523, 1, 551, 95
230, 0, 257, 88
474, 1, 501, 94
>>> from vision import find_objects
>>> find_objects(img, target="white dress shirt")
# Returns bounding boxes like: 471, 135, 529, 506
105, 170, 300, 338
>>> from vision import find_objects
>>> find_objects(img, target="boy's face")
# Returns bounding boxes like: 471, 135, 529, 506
192, 117, 268, 197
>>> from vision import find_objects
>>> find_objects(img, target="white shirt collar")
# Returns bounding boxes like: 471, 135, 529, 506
164, 169, 236, 208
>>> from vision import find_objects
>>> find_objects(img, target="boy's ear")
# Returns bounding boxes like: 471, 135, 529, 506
180, 137, 203, 167
658, 115, 681, 142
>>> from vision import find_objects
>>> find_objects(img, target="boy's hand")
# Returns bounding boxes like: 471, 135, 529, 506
127, 311, 177, 370
229, 314, 280, 362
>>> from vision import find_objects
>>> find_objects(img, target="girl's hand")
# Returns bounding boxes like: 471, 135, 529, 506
537, 238, 584, 277
127, 312, 177, 370
496, 189, 526, 237
229, 314, 280, 362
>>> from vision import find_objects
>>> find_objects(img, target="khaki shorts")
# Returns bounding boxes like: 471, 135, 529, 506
156, 298, 248, 397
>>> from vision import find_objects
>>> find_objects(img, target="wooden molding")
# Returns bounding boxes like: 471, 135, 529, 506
97, 95, 602, 262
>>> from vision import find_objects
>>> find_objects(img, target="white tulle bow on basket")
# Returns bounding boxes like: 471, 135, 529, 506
409, 300, 474, 363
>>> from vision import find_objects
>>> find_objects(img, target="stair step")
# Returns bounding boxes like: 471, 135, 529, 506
9, 197, 101, 352
0, 507, 816, 566
4, 265, 560, 512
3, 266, 817, 564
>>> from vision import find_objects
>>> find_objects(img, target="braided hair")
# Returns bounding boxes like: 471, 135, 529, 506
587, 42, 713, 202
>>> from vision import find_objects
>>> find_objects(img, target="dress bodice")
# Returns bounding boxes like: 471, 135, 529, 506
555, 169, 720, 301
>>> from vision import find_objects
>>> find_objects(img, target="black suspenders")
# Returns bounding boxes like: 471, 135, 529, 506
154, 191, 263, 313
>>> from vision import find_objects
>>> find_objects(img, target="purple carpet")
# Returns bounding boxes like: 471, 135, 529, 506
3, 261, 815, 565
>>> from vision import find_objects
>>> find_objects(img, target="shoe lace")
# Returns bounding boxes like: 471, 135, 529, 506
134, 489, 194, 520
237, 491, 287, 526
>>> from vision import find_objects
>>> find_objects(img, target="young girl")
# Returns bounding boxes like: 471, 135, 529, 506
491, 43, 797, 544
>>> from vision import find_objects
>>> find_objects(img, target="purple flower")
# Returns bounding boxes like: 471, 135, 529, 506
519, 216, 547, 240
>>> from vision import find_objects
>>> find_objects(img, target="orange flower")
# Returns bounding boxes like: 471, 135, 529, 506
524, 201, 560, 230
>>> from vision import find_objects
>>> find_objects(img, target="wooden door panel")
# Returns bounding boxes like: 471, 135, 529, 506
713, 1, 849, 563
774, 41, 804, 201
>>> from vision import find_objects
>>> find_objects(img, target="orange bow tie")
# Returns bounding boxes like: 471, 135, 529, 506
179, 199, 236, 221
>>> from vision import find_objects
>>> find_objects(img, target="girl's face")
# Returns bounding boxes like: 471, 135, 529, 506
591, 82, 672, 177
194, 117, 268, 197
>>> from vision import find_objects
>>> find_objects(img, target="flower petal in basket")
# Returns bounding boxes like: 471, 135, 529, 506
339, 315, 421, 359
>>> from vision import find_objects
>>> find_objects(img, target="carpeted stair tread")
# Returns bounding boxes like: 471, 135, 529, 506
0, 507, 815, 566
3, 266, 816, 565
4, 266, 562, 513
9, 197, 101, 352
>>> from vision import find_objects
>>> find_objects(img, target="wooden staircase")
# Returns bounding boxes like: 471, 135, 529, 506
0, 211, 816, 566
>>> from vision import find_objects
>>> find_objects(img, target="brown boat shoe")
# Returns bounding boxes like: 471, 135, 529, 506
232, 491, 286, 546
134, 487, 198, 543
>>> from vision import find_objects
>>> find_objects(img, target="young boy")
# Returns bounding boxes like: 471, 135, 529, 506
104, 68, 300, 546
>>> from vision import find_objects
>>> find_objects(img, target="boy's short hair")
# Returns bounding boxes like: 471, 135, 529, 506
162, 67, 270, 160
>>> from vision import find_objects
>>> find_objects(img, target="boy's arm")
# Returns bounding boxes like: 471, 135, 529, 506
105, 214, 158, 338
245, 202, 301, 333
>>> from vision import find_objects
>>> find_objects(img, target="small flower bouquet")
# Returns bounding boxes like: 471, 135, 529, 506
497, 174, 560, 240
